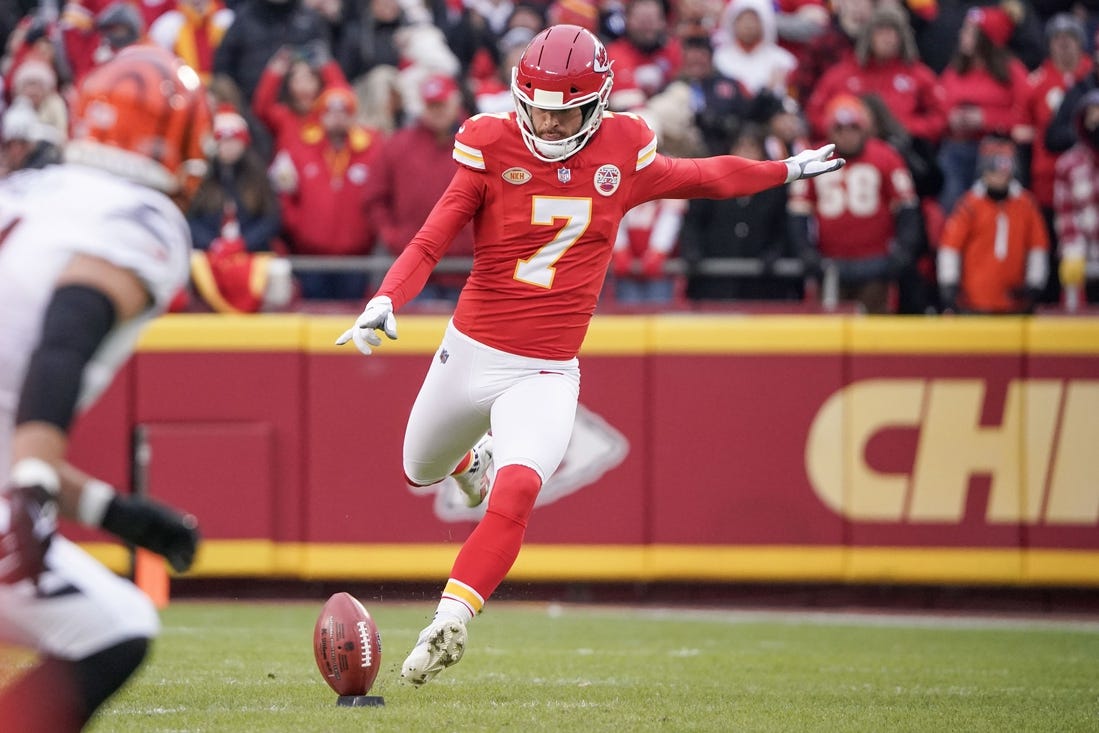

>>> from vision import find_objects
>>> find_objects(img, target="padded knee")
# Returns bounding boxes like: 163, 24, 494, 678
485, 465, 541, 527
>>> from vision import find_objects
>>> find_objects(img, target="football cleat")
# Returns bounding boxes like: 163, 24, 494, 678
400, 617, 468, 686
452, 434, 493, 508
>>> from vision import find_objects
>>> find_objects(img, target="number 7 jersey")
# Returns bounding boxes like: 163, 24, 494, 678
376, 111, 788, 359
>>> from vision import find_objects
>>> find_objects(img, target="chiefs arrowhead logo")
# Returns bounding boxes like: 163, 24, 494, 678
593, 41, 611, 73
414, 404, 629, 523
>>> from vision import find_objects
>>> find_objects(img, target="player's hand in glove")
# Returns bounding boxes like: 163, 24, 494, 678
784, 144, 846, 183
335, 295, 398, 355
101, 496, 200, 573
0, 460, 60, 584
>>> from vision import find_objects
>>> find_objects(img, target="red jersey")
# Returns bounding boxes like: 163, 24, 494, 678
375, 111, 788, 359
788, 137, 916, 260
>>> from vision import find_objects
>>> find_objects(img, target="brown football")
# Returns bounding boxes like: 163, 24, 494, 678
313, 592, 382, 696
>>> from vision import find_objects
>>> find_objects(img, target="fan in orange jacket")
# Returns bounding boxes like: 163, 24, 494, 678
938, 136, 1049, 313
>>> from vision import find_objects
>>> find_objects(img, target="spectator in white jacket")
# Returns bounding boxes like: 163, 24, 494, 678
712, 0, 796, 97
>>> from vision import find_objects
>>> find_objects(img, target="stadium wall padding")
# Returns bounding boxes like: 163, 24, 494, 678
66, 315, 1099, 586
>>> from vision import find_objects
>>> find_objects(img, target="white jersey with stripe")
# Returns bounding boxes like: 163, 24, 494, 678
0, 164, 191, 475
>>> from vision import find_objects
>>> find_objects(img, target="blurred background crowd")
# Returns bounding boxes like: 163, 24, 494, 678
1, 0, 1097, 314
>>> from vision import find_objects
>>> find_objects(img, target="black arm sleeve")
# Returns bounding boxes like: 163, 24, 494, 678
1044, 84, 1086, 154
893, 204, 924, 268
16, 284, 116, 431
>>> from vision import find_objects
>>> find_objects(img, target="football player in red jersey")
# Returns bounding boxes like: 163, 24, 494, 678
336, 24, 844, 686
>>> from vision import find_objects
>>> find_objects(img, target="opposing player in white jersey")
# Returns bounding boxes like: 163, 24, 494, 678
0, 45, 208, 731
337, 24, 844, 686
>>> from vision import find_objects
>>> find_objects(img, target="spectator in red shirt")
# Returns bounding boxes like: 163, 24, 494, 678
606, 0, 682, 111
789, 94, 922, 313
807, 3, 946, 146
252, 43, 349, 152
365, 74, 474, 303
937, 4, 1029, 214
270, 86, 382, 300
938, 135, 1049, 313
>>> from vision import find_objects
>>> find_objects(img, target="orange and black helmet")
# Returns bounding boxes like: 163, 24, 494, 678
68, 44, 211, 194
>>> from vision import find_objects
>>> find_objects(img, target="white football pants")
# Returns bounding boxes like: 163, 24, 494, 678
403, 321, 581, 486
0, 536, 159, 660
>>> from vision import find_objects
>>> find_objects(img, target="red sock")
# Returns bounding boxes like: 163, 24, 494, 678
450, 450, 472, 475
448, 464, 541, 602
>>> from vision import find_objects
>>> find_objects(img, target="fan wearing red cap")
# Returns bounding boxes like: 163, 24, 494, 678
937, 2, 1029, 214
185, 104, 286, 313
212, 108, 251, 146
966, 5, 1014, 48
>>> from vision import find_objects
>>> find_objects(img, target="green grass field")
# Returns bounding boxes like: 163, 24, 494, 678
5, 600, 1099, 732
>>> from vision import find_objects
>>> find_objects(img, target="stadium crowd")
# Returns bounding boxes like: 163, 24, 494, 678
0, 0, 1097, 314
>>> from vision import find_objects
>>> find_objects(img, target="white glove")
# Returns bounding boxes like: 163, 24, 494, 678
335, 296, 398, 355
784, 144, 845, 183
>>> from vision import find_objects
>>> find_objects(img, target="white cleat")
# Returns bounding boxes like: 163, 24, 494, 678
401, 618, 468, 686
452, 434, 493, 508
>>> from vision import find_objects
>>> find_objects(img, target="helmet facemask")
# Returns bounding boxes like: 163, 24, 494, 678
511, 70, 611, 162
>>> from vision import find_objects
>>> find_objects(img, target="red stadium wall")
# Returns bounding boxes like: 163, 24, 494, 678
70, 315, 1099, 586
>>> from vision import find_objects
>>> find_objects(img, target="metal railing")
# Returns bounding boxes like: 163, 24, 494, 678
286, 255, 808, 277
286, 255, 1099, 314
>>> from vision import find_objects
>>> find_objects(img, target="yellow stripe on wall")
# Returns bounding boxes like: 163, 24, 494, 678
138, 314, 1099, 356
847, 317, 1026, 353
1025, 318, 1099, 354
649, 315, 847, 353
138, 314, 308, 351
83, 541, 1099, 587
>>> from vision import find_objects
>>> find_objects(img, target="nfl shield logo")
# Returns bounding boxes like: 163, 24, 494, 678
557, 168, 571, 184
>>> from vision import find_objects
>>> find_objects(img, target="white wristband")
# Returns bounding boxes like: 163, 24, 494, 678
78, 479, 117, 527
784, 160, 801, 184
